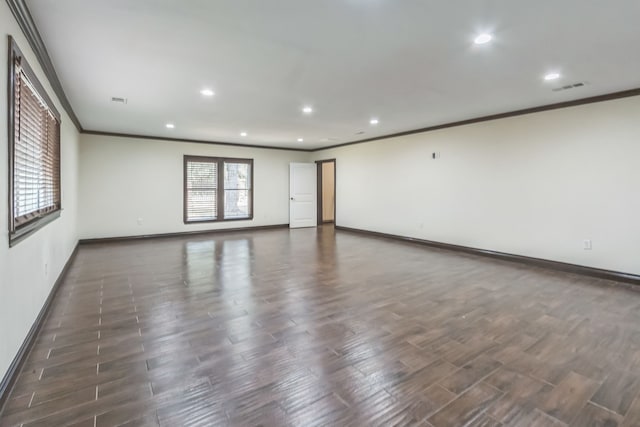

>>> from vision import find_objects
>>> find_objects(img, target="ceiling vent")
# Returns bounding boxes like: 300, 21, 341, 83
111, 97, 128, 104
552, 82, 587, 92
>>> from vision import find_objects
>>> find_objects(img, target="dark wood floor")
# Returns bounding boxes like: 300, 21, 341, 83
2, 226, 640, 426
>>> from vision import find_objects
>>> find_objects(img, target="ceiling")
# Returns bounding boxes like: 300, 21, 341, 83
25, 0, 640, 150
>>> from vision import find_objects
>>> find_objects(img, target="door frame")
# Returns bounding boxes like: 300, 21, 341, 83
315, 159, 336, 225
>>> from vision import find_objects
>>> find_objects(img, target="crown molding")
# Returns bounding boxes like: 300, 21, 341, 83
314, 88, 640, 152
5, 0, 83, 130
8, 0, 640, 152
81, 130, 313, 152
84, 87, 640, 153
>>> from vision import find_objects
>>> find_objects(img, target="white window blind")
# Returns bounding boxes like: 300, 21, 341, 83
9, 38, 61, 243
185, 159, 218, 221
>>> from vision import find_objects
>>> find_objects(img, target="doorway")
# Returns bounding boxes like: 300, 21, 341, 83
316, 159, 336, 225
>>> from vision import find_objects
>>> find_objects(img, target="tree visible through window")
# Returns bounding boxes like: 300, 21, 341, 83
184, 156, 253, 223
224, 162, 251, 219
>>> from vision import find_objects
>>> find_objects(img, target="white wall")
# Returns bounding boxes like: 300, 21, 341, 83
0, 6, 80, 383
313, 95, 640, 276
79, 134, 309, 239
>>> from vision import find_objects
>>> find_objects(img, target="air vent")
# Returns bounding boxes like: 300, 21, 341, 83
111, 97, 128, 104
552, 82, 587, 92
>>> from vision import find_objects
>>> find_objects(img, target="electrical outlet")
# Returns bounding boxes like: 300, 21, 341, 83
583, 239, 592, 250
44, 263, 48, 276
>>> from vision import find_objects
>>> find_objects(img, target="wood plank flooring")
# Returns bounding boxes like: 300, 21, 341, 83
2, 226, 640, 426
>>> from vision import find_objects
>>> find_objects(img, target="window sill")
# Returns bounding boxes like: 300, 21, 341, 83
184, 216, 253, 225
9, 210, 61, 247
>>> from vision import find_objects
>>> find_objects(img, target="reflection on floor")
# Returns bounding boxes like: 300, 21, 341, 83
2, 226, 640, 426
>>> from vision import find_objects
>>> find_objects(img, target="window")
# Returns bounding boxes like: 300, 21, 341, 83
184, 156, 253, 223
8, 37, 61, 245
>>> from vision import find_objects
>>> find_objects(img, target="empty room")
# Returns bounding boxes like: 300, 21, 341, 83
1, 1, 640, 426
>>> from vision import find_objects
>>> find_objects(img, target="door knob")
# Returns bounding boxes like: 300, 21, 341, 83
290, 197, 295, 200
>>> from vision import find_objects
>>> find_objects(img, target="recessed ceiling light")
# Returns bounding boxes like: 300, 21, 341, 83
370, 118, 379, 125
302, 106, 313, 114
165, 123, 175, 129
240, 132, 247, 137
474, 33, 493, 45
544, 72, 561, 81
297, 138, 304, 142
200, 88, 215, 97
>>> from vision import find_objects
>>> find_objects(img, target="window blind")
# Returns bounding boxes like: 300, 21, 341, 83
10, 44, 61, 239
185, 159, 218, 221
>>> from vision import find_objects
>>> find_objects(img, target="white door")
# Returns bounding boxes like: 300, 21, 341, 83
289, 163, 317, 228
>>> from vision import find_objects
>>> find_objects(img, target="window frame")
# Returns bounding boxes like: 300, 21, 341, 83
183, 155, 254, 224
7, 36, 62, 246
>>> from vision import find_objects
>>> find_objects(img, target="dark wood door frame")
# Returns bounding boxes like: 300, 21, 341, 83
315, 159, 336, 225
